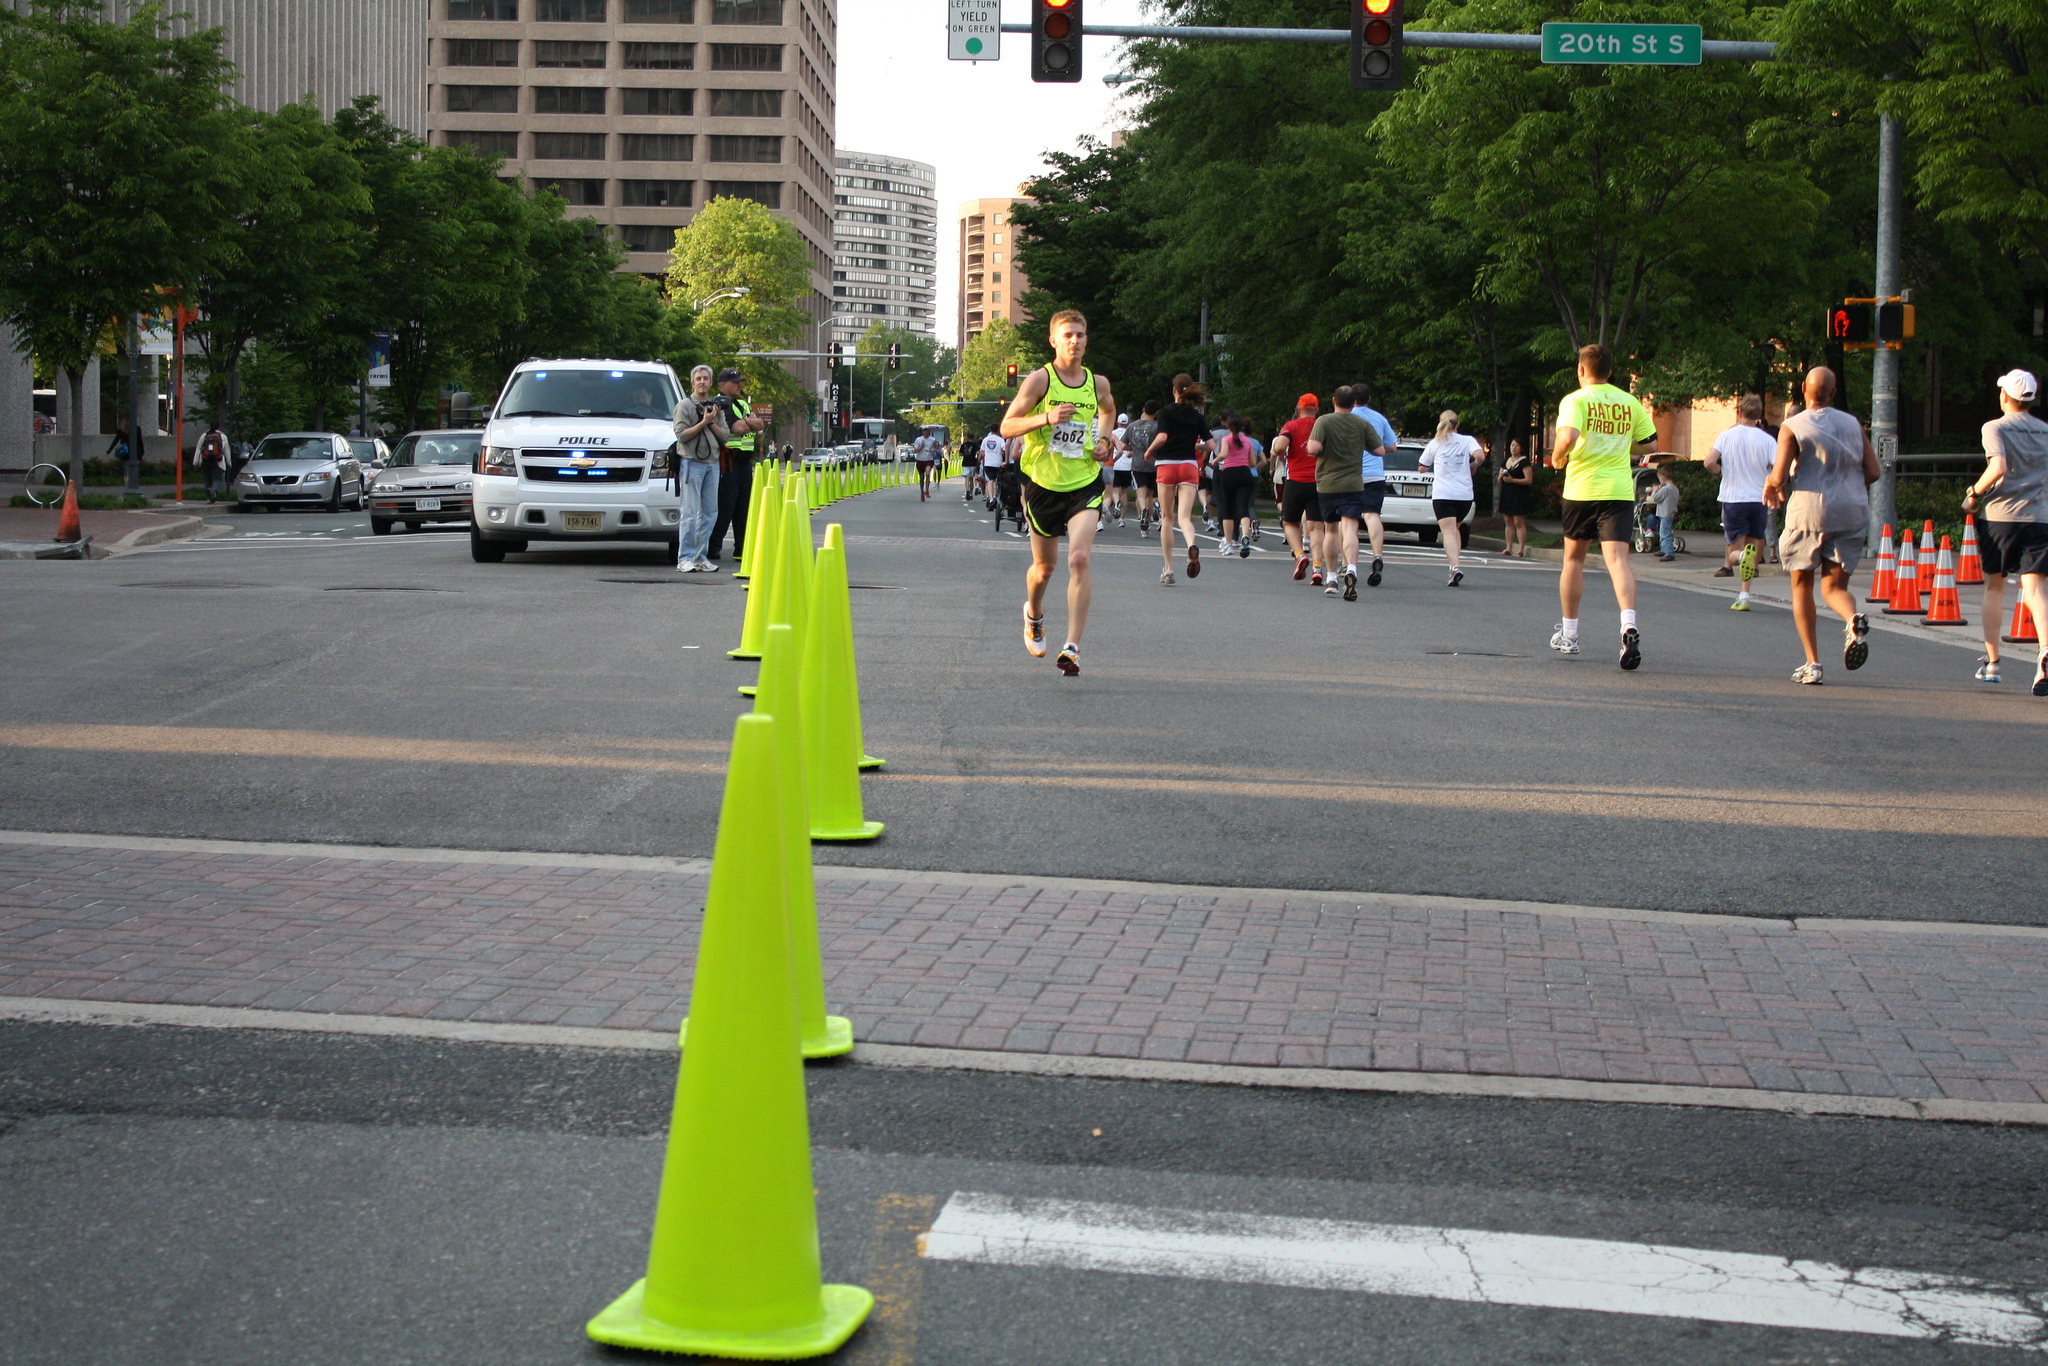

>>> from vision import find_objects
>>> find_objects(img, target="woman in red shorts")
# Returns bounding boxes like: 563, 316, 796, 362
1144, 373, 1212, 585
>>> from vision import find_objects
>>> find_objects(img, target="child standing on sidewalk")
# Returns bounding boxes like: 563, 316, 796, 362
1650, 467, 1680, 561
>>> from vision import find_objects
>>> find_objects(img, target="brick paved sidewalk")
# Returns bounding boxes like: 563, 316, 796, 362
3, 837, 2046, 1106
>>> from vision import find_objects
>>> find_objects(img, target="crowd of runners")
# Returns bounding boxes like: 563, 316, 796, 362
917, 311, 2048, 694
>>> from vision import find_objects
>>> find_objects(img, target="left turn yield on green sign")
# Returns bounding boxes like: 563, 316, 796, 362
948, 0, 1001, 60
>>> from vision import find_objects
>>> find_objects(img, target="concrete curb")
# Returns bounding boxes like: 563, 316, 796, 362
5, 996, 2043, 1129
0, 537, 93, 561
100, 512, 207, 557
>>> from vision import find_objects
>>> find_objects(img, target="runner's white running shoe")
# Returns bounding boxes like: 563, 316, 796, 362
1619, 626, 1642, 671
1792, 661, 1824, 685
1550, 626, 1580, 655
1843, 614, 1870, 671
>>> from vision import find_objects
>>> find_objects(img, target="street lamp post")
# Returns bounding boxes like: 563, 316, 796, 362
692, 285, 751, 311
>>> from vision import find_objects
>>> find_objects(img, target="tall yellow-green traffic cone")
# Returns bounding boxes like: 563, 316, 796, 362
735, 464, 776, 581
587, 713, 873, 1360
816, 523, 884, 772
740, 490, 812, 699
756, 623, 854, 1056
729, 468, 783, 660
802, 528, 884, 842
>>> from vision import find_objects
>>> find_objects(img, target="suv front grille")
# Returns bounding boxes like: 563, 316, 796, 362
519, 461, 646, 484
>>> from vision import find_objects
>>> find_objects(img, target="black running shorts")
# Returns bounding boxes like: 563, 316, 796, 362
1561, 498, 1634, 544
1024, 472, 1106, 538
1281, 481, 1322, 524
1982, 519, 2048, 578
1111, 469, 1134, 489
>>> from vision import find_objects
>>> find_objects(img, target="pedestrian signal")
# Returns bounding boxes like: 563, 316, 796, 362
827, 342, 843, 365
1032, 0, 1082, 83
887, 342, 902, 371
1006, 363, 1020, 386
1352, 0, 1403, 91
1826, 305, 1871, 345
1877, 301, 1916, 343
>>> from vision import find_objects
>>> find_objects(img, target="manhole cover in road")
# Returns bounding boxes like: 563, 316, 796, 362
322, 586, 458, 593
1424, 650, 1528, 658
121, 581, 262, 590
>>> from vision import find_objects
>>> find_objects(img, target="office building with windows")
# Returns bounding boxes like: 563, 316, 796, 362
426, 0, 836, 319
956, 196, 1031, 358
829, 151, 936, 351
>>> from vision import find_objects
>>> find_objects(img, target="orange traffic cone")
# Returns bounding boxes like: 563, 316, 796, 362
1917, 523, 1936, 608
1865, 524, 1895, 603
1920, 536, 1968, 626
2004, 599, 2040, 645
1956, 516, 1984, 586
53, 479, 81, 543
1882, 531, 1924, 615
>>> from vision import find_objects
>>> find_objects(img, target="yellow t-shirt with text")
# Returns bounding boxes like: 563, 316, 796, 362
1557, 383, 1656, 502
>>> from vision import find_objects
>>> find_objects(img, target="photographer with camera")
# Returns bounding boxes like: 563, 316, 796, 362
671, 365, 729, 573
707, 368, 772, 566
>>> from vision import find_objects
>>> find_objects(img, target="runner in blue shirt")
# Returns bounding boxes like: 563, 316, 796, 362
1351, 381, 1398, 588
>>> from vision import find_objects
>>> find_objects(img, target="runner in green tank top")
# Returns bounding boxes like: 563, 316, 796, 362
999, 309, 1117, 676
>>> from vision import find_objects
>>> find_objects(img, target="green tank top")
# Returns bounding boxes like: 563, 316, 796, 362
1020, 365, 1101, 493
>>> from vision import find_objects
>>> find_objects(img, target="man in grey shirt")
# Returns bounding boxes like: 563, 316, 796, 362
1764, 366, 1880, 685
1963, 368, 2048, 693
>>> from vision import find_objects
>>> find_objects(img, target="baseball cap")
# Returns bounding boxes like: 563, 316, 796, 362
715, 368, 743, 384
1997, 369, 2039, 402
1296, 393, 1320, 410
1117, 412, 1129, 424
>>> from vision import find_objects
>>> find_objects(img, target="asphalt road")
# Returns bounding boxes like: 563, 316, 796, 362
3, 1020, 2044, 1365
0, 482, 2041, 922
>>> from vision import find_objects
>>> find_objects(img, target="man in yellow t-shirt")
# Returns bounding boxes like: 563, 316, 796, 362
1551, 343, 1658, 670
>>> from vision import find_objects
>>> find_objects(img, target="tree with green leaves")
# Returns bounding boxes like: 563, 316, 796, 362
844, 321, 953, 429
665, 195, 813, 409
0, 0, 242, 479
939, 316, 1041, 441
185, 100, 371, 442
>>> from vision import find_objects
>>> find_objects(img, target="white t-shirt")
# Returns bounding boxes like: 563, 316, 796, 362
978, 433, 1004, 465
1712, 423, 1775, 504
1418, 433, 1483, 500
1111, 425, 1132, 472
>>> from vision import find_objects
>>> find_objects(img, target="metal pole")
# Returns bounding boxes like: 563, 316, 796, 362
125, 314, 142, 494
173, 309, 185, 505
995, 21, 1774, 61
1867, 112, 1903, 551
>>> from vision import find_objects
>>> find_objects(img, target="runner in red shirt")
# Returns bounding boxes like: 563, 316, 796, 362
1271, 394, 1324, 583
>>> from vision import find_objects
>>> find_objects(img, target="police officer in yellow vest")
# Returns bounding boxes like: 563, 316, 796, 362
1000, 309, 1119, 677
709, 367, 772, 564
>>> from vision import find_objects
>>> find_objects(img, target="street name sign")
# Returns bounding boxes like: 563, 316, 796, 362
1540, 22, 1702, 65
948, 0, 1001, 61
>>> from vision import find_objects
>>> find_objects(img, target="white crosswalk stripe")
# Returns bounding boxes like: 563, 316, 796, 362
923, 1194, 2048, 1349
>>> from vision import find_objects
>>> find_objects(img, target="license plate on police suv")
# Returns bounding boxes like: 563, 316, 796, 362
563, 511, 602, 531
414, 497, 441, 511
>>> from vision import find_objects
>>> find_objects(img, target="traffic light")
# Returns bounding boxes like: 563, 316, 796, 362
1352, 0, 1403, 91
1877, 300, 1916, 342
1825, 304, 1871, 345
827, 341, 843, 365
887, 342, 902, 371
1032, 0, 1082, 83
1006, 363, 1020, 387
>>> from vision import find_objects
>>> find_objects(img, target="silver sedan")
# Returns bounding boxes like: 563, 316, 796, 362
233, 432, 365, 512
369, 430, 480, 534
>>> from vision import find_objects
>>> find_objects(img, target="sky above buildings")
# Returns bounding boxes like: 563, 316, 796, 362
838, 0, 1149, 352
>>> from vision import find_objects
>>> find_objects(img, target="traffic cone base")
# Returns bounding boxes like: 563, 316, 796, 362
678, 1012, 854, 1060
858, 755, 885, 772
813, 818, 885, 842
739, 684, 757, 698
589, 1280, 872, 1360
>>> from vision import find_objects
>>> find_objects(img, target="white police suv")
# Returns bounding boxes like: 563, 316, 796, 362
470, 358, 686, 563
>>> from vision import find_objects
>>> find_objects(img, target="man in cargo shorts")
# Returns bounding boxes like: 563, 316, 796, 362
1764, 366, 1880, 685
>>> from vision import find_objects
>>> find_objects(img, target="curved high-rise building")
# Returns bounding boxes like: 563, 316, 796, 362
830, 151, 937, 350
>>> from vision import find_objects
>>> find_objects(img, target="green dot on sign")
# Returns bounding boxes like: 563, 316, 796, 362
966, 36, 982, 54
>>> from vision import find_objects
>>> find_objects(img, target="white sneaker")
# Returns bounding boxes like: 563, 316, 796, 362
1549, 626, 1580, 655
696, 559, 719, 574
676, 561, 698, 574
1792, 661, 1824, 685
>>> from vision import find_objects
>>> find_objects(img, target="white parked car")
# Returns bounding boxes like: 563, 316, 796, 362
469, 359, 686, 564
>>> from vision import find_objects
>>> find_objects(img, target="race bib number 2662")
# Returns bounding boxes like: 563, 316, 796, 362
1050, 421, 1091, 459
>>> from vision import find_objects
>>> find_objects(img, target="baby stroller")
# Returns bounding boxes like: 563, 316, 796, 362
991, 462, 1027, 534
1630, 466, 1685, 556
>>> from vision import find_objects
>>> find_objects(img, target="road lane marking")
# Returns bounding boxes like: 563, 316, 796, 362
0, 725, 2040, 838
922, 1194, 2048, 1349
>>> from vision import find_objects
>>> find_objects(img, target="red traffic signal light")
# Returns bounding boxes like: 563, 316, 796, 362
1006, 363, 1020, 386
1826, 305, 1871, 345
1352, 0, 1403, 91
1032, 0, 1082, 83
